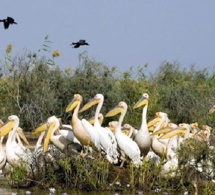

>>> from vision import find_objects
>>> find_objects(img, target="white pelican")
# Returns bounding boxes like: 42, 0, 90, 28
133, 93, 151, 157
0, 115, 33, 176
105, 101, 142, 167
150, 112, 169, 159
157, 123, 203, 159
0, 123, 30, 170
201, 125, 211, 142
57, 118, 80, 144
160, 123, 215, 194
79, 94, 119, 163
65, 94, 91, 157
151, 121, 183, 153
43, 115, 82, 154
32, 118, 80, 149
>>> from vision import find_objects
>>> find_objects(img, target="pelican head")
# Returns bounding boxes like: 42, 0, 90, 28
190, 122, 198, 128
0, 115, 18, 137
105, 101, 127, 117
123, 123, 132, 130
202, 125, 211, 140
202, 125, 211, 131
133, 93, 149, 109
108, 121, 119, 132
79, 94, 104, 113
8, 115, 19, 122
43, 116, 60, 153
66, 94, 83, 113
156, 112, 168, 118
178, 123, 190, 129
32, 117, 62, 135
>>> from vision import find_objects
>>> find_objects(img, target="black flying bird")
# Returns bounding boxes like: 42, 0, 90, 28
0, 17, 17, 29
71, 40, 89, 48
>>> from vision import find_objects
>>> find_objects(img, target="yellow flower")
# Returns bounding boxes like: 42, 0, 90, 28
6, 44, 13, 54
65, 67, 73, 74
52, 50, 61, 58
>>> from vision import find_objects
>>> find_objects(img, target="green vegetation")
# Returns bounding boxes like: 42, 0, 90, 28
9, 162, 31, 187
1, 41, 215, 131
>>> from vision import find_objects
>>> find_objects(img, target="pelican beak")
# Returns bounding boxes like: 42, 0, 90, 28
88, 116, 95, 125
122, 129, 129, 136
160, 121, 166, 129
79, 97, 99, 113
43, 121, 56, 153
0, 120, 15, 137
158, 128, 186, 139
147, 117, 160, 130
17, 128, 30, 145
31, 122, 47, 135
148, 126, 155, 131
65, 97, 79, 113
152, 126, 173, 136
108, 125, 115, 131
105, 105, 123, 117
133, 96, 148, 109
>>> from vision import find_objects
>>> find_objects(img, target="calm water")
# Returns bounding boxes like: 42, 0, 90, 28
0, 188, 119, 195
0, 188, 115, 195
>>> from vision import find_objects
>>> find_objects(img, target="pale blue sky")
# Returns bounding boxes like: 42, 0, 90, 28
1, 1, 215, 75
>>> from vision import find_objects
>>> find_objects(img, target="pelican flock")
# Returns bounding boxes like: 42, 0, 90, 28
0, 92, 214, 194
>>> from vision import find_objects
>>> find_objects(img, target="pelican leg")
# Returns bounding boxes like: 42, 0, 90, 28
193, 183, 198, 195
119, 150, 126, 168
77, 145, 89, 159
120, 159, 126, 168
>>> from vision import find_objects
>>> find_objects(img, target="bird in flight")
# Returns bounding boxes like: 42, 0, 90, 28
71, 40, 89, 48
0, 17, 17, 29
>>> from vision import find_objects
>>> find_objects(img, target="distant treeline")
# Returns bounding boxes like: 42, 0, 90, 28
1, 49, 215, 132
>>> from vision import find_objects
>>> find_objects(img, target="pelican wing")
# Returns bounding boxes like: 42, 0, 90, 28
116, 132, 141, 164
81, 119, 100, 150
